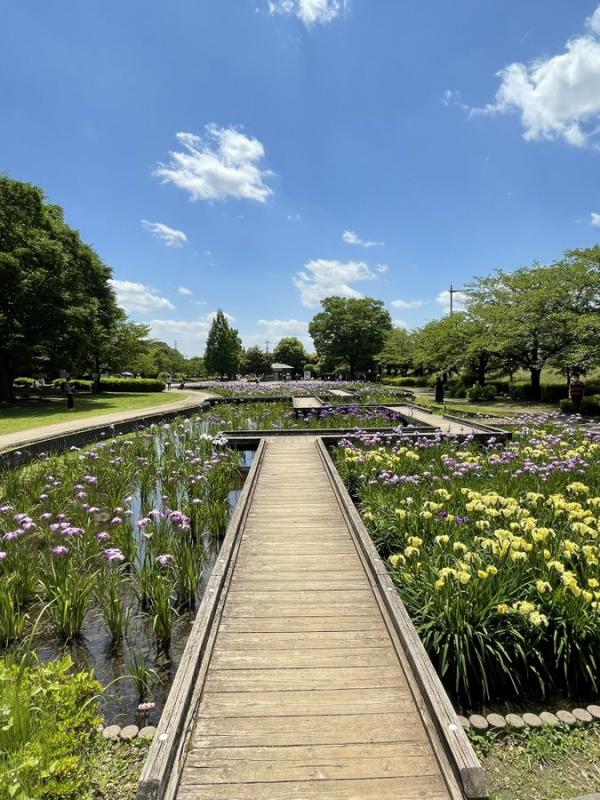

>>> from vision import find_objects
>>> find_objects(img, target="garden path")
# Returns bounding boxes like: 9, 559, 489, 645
172, 436, 469, 800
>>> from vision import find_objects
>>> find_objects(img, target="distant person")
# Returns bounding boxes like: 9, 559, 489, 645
64, 380, 75, 410
166, 375, 172, 391
434, 375, 445, 404
179, 380, 185, 390
136, 372, 141, 379
570, 375, 585, 413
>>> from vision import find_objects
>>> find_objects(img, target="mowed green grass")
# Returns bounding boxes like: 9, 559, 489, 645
0, 392, 194, 437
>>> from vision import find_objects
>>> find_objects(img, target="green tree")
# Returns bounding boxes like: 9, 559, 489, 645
204, 310, 243, 379
0, 175, 119, 400
101, 316, 150, 376
468, 249, 600, 399
309, 296, 392, 379
272, 337, 306, 375
375, 327, 415, 375
241, 346, 270, 377
184, 357, 207, 379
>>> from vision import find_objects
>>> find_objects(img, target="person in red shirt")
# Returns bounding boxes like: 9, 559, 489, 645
569, 375, 585, 413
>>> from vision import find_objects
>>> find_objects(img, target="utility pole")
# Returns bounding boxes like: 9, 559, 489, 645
448, 284, 467, 317
265, 339, 271, 354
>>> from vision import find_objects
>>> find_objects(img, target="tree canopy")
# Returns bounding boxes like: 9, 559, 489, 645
272, 337, 306, 375
0, 175, 120, 400
204, 310, 243, 379
309, 297, 392, 379
241, 346, 270, 377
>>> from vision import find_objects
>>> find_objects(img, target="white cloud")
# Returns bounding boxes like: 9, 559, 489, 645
391, 298, 424, 309
109, 280, 175, 314
474, 6, 600, 147
294, 258, 376, 307
342, 229, 384, 248
178, 286, 192, 296
148, 311, 235, 357
436, 289, 467, 314
392, 319, 408, 329
376, 263, 389, 273
287, 213, 302, 222
141, 220, 187, 247
441, 89, 470, 112
154, 125, 273, 202
591, 212, 600, 227
268, 0, 347, 25
587, 5, 600, 35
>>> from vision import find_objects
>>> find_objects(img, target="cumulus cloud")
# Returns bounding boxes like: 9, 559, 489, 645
294, 259, 376, 307
148, 311, 235, 357
141, 220, 187, 247
342, 229, 384, 248
268, 0, 347, 25
154, 125, 273, 202
474, 5, 600, 147
109, 280, 175, 314
391, 298, 424, 309
376, 264, 389, 273
178, 286, 192, 296
436, 289, 467, 314
591, 212, 600, 227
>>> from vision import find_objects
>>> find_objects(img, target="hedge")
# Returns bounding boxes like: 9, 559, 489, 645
466, 384, 497, 402
382, 376, 422, 387
51, 379, 93, 392
560, 396, 600, 416
509, 382, 600, 403
100, 377, 165, 392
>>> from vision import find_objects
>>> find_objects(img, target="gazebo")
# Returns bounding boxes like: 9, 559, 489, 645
271, 362, 294, 380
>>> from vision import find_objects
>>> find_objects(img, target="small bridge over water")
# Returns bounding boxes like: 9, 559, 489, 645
139, 417, 493, 799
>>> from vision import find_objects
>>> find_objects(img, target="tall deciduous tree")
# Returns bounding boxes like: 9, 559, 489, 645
468, 249, 600, 399
413, 313, 494, 385
0, 175, 119, 400
309, 297, 392, 379
204, 310, 242, 379
375, 327, 415, 375
241, 346, 270, 377
272, 337, 306, 375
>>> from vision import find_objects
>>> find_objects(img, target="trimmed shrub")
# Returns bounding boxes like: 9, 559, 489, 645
100, 377, 165, 392
447, 380, 468, 398
560, 396, 600, 416
466, 384, 497, 402
382, 376, 421, 387
13, 377, 35, 386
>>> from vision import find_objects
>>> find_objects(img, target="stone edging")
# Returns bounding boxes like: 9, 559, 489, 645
102, 724, 156, 742
459, 704, 600, 731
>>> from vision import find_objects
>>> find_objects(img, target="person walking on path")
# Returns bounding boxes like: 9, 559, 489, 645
570, 374, 585, 413
64, 380, 75, 410
166, 375, 172, 391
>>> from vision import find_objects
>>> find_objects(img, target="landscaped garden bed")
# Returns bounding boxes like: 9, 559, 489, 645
333, 414, 600, 711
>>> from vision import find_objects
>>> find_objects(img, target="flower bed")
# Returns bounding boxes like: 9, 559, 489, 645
0, 419, 245, 722
333, 417, 600, 708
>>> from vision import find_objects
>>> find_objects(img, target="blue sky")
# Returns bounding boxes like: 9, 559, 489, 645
3, 0, 600, 355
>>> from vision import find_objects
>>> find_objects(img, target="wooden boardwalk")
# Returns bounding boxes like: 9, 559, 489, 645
384, 405, 493, 436
139, 437, 487, 800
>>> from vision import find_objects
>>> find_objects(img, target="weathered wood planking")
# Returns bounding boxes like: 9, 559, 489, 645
139, 435, 488, 800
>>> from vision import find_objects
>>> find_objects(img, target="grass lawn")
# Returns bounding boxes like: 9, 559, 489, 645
412, 391, 557, 418
0, 392, 194, 437
474, 725, 600, 799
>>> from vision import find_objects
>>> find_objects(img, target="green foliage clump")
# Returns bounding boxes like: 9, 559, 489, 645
466, 384, 497, 402
381, 376, 421, 387
560, 396, 600, 416
0, 656, 102, 800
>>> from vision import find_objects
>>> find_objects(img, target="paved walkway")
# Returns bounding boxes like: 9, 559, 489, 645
0, 390, 217, 453
174, 437, 464, 800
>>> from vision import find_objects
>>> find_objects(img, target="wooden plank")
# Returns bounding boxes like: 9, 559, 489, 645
176, 776, 451, 800
181, 744, 438, 783
218, 617, 383, 633
209, 646, 397, 669
204, 666, 406, 692
189, 711, 427, 747
214, 630, 391, 651
198, 687, 413, 717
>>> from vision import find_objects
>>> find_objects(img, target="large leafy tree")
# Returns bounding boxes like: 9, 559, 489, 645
413, 313, 495, 385
272, 337, 306, 374
241, 346, 270, 377
309, 296, 392, 379
375, 327, 415, 375
468, 248, 600, 399
0, 175, 119, 400
204, 310, 243, 379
